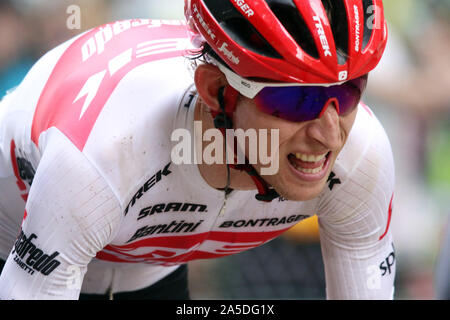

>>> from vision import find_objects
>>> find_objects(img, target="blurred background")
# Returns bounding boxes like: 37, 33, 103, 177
0, 0, 448, 300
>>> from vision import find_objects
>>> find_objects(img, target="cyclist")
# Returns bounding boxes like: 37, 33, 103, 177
0, 0, 395, 299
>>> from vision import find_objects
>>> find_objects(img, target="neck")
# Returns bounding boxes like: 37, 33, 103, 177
193, 99, 255, 191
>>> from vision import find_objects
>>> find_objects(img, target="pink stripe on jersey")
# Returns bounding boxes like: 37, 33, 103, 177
379, 193, 394, 241
360, 101, 374, 117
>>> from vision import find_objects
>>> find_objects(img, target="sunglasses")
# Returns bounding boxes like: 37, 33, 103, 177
216, 62, 368, 122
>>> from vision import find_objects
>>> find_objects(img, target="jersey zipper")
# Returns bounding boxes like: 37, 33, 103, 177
218, 187, 234, 217
218, 192, 228, 217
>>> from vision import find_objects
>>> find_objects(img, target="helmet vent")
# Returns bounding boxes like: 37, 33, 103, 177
266, 0, 320, 60
321, 0, 349, 65
362, 0, 375, 50
204, 0, 282, 59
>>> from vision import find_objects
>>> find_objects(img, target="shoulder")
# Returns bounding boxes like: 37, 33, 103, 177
335, 102, 394, 187
317, 103, 395, 216
32, 19, 193, 148
29, 20, 196, 201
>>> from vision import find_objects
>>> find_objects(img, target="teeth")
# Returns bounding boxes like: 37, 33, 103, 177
290, 152, 329, 174
295, 152, 327, 162
293, 163, 324, 174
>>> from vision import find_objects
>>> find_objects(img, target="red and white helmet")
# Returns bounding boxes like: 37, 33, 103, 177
185, 0, 388, 84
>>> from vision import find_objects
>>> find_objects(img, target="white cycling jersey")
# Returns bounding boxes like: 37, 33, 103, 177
0, 20, 395, 299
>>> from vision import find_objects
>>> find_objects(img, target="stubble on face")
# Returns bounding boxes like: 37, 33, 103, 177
234, 96, 358, 202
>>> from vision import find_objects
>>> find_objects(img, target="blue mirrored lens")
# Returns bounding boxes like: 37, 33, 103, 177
254, 75, 368, 122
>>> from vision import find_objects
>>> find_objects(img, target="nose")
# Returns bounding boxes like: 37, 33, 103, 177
304, 102, 341, 149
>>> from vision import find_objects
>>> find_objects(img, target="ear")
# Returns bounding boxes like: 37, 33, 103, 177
194, 64, 227, 112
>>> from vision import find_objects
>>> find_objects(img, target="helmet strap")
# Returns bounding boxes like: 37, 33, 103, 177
213, 86, 279, 202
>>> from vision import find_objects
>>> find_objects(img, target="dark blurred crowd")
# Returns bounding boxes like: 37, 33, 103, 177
0, 0, 448, 300
0, 0, 110, 97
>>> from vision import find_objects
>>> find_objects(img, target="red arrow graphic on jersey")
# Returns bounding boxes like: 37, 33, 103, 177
96, 228, 290, 265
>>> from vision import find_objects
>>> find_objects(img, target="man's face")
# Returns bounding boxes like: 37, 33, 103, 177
233, 95, 358, 201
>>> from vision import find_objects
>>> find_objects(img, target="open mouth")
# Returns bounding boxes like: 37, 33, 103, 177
287, 151, 331, 180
